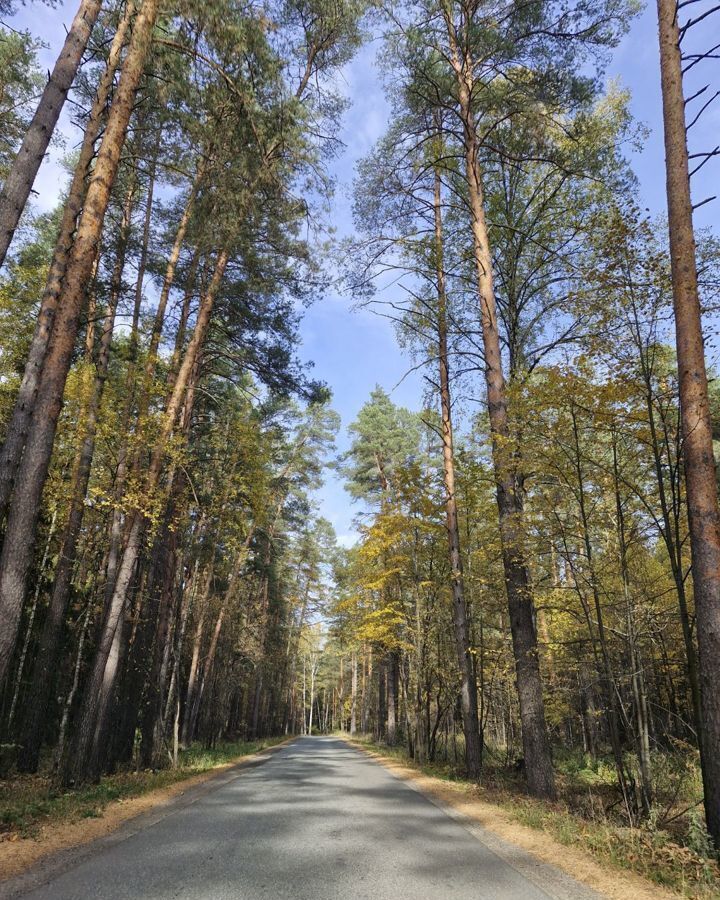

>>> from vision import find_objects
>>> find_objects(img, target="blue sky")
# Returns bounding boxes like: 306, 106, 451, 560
9, 0, 720, 547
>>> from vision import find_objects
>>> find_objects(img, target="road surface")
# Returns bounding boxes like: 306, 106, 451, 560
2, 737, 600, 899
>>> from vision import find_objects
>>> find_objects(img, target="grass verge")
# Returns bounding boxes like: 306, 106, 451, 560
0, 738, 286, 842
349, 737, 720, 900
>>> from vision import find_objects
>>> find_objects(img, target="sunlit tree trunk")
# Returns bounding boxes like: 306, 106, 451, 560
63, 248, 228, 783
433, 162, 482, 777
445, 19, 555, 798
656, 0, 720, 843
0, 0, 161, 691
17, 183, 135, 772
0, 1, 134, 521
0, 0, 103, 268
181, 565, 214, 746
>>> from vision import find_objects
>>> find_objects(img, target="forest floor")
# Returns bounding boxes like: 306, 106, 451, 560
344, 737, 720, 900
0, 737, 288, 880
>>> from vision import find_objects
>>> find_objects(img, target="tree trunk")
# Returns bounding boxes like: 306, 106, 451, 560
0, 1, 134, 522
139, 508, 180, 769
362, 647, 371, 733
64, 249, 227, 783
164, 548, 201, 735
100, 154, 157, 616
656, 0, 720, 843
6, 509, 56, 731
571, 405, 636, 818
433, 161, 482, 778
181, 568, 212, 746
350, 651, 357, 735
639, 352, 702, 735
0, 0, 161, 691
445, 23, 555, 799
143, 164, 203, 375
308, 658, 316, 736
0, 0, 104, 268
53, 597, 93, 769
17, 186, 134, 772
186, 535, 251, 746
613, 431, 653, 814
387, 650, 398, 745
377, 653, 386, 741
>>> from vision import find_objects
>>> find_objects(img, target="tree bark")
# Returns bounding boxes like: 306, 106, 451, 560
570, 405, 636, 818
0, 0, 104, 268
377, 653, 386, 741
0, 0, 160, 692
445, 19, 555, 798
613, 430, 653, 814
433, 162, 482, 778
100, 152, 157, 616
656, 0, 720, 843
17, 184, 134, 772
350, 651, 357, 735
0, 1, 134, 523
139, 504, 180, 769
181, 565, 213, 746
163, 538, 202, 733
52, 597, 92, 770
637, 339, 702, 736
6, 509, 56, 731
144, 164, 203, 374
63, 249, 227, 783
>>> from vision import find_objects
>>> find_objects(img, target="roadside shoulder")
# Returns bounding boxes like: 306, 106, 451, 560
0, 738, 293, 894
342, 737, 679, 900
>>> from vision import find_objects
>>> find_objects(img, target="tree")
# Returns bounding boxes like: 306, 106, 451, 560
0, 0, 104, 268
0, 0, 161, 690
656, 0, 720, 844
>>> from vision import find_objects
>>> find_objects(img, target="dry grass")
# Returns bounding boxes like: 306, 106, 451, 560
0, 737, 287, 880
347, 737, 720, 900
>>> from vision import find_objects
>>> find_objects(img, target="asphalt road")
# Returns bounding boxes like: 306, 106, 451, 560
3, 737, 601, 900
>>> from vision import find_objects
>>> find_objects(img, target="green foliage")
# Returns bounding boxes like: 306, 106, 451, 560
0, 26, 43, 181
0, 208, 60, 424
343, 387, 423, 503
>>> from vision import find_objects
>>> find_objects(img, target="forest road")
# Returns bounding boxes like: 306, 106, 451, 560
1, 736, 602, 900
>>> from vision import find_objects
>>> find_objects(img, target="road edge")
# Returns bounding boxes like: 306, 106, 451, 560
340, 737, 679, 900
0, 737, 296, 898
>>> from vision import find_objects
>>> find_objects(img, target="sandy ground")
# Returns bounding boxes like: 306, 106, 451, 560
345, 739, 680, 900
0, 740, 291, 881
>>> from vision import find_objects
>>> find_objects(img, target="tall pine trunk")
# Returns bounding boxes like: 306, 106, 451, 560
181, 565, 213, 746
0, 0, 104, 268
446, 22, 555, 799
100, 154, 157, 615
63, 249, 228, 783
0, 2, 134, 522
433, 163, 482, 777
386, 650, 398, 745
16, 185, 134, 771
0, 0, 161, 690
350, 651, 357, 735
656, 0, 720, 842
